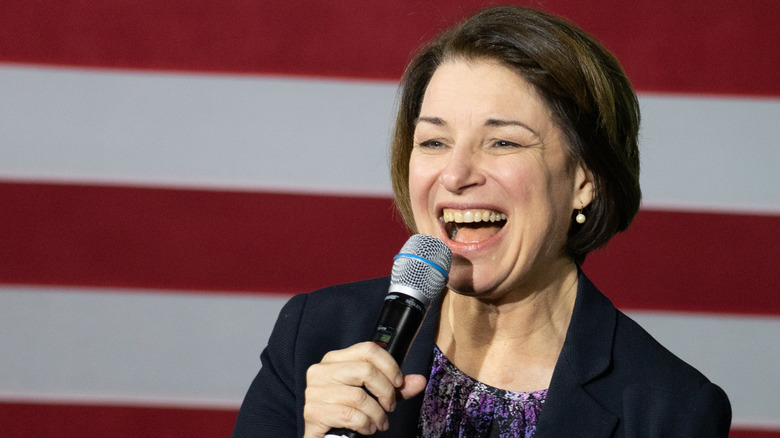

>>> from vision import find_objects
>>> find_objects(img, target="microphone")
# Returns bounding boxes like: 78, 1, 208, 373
326, 234, 452, 438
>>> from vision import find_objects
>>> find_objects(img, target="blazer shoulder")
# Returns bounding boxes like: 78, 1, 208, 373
609, 310, 732, 435
613, 310, 710, 385
574, 272, 730, 433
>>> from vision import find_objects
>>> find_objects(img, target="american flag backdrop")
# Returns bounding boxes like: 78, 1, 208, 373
0, 1, 778, 436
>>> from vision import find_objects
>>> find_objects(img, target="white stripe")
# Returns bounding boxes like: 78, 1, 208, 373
2, 64, 779, 213
1, 285, 778, 428
0, 286, 288, 408
0, 64, 398, 196
638, 94, 780, 214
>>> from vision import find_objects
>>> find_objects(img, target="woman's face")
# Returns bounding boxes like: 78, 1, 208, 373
409, 59, 593, 298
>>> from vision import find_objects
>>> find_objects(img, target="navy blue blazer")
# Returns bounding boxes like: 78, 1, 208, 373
233, 271, 731, 437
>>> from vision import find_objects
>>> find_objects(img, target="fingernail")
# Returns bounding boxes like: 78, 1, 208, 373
383, 419, 390, 431
395, 375, 403, 387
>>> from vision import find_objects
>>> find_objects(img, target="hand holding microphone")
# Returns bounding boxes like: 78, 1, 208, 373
303, 234, 451, 438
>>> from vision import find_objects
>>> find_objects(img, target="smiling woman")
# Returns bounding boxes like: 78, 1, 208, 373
233, 6, 731, 438
391, 8, 642, 267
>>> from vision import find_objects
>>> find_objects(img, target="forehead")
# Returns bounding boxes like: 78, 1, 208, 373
419, 59, 552, 124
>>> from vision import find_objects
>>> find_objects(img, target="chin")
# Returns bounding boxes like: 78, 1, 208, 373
446, 269, 505, 298
444, 246, 498, 284
446, 282, 477, 296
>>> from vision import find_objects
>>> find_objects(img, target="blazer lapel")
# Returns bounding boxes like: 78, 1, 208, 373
534, 359, 618, 437
535, 271, 619, 437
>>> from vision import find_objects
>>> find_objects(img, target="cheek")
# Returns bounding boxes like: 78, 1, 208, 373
493, 163, 537, 202
408, 156, 439, 227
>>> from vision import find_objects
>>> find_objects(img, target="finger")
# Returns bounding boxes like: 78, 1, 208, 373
304, 385, 389, 435
322, 342, 405, 387
304, 403, 378, 437
315, 342, 405, 410
308, 359, 398, 412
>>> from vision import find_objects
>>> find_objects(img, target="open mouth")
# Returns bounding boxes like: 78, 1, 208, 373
442, 208, 507, 243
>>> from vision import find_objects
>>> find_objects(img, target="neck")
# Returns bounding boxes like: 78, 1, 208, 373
435, 260, 579, 391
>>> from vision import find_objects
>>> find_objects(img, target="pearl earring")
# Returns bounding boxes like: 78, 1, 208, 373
575, 209, 586, 224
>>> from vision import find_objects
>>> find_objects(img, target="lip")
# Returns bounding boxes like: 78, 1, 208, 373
435, 202, 508, 252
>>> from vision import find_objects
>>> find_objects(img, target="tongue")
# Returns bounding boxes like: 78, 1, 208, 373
452, 223, 503, 243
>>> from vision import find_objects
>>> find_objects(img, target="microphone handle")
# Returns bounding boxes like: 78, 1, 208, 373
326, 293, 427, 437
370, 292, 427, 365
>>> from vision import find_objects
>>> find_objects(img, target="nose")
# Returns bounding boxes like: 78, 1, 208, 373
439, 146, 484, 193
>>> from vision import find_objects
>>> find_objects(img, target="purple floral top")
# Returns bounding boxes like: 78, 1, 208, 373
418, 345, 547, 438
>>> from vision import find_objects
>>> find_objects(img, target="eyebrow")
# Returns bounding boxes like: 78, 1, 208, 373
414, 116, 445, 126
485, 118, 538, 136
415, 116, 539, 136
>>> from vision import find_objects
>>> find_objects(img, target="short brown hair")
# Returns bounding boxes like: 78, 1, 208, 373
390, 5, 641, 263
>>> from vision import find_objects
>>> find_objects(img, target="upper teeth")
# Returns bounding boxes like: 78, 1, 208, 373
443, 209, 507, 223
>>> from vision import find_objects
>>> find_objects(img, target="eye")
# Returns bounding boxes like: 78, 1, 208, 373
417, 139, 446, 148
493, 140, 523, 148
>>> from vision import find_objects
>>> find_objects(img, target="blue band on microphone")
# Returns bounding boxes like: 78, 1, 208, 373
393, 253, 449, 282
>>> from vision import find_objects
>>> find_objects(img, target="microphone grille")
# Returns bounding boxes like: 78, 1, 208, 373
391, 234, 452, 306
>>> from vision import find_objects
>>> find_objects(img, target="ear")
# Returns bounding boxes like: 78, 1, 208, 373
572, 161, 595, 209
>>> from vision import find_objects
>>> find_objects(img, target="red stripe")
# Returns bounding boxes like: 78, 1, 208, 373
0, 181, 411, 294
1, 182, 778, 315
583, 209, 780, 315
0, 402, 776, 437
0, 0, 777, 96
0, 402, 237, 438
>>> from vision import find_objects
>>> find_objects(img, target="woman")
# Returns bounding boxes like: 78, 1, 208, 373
233, 6, 731, 437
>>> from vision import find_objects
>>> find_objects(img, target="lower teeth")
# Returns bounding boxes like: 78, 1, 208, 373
450, 225, 459, 239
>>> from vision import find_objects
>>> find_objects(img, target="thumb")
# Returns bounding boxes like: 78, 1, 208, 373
397, 374, 427, 400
